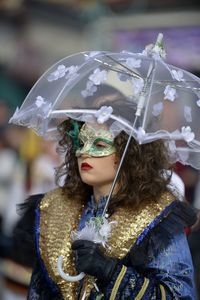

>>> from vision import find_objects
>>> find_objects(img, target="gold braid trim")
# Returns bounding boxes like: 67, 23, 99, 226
109, 265, 127, 300
39, 189, 175, 299
135, 277, 150, 300
160, 284, 167, 300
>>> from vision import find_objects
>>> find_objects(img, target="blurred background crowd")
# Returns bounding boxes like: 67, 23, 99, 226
0, 0, 199, 299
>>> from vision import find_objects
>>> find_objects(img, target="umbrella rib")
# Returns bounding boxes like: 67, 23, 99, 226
100, 63, 138, 78
93, 56, 142, 79
104, 54, 142, 79
153, 81, 200, 91
98, 61, 141, 79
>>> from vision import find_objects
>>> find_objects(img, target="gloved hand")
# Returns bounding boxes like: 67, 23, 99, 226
72, 240, 118, 282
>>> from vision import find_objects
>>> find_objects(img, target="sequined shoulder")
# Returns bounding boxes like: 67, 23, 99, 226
39, 188, 66, 209
104, 191, 176, 259
38, 187, 85, 300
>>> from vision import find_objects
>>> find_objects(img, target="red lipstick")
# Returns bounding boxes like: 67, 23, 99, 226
81, 162, 93, 171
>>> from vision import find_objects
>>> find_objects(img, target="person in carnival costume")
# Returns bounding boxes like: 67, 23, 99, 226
9, 34, 200, 299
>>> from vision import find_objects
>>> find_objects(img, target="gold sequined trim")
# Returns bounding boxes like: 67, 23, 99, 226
105, 192, 175, 259
109, 265, 127, 300
39, 189, 175, 299
39, 188, 85, 300
135, 277, 149, 300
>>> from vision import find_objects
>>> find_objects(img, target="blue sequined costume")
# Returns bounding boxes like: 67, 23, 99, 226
16, 193, 197, 299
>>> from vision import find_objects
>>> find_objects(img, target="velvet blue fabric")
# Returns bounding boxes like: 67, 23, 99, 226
80, 197, 196, 299
28, 195, 196, 299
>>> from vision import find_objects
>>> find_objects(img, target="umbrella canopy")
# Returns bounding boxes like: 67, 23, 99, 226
9, 34, 200, 169
9, 34, 200, 282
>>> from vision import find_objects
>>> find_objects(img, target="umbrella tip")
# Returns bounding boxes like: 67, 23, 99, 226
156, 33, 164, 45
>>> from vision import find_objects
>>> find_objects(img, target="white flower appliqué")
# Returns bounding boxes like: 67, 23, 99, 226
125, 58, 141, 69
89, 68, 107, 85
95, 106, 113, 124
152, 102, 163, 116
82, 68, 107, 98
131, 78, 144, 96
171, 70, 184, 82
47, 65, 79, 82
164, 85, 177, 101
47, 65, 67, 82
181, 126, 195, 142
117, 73, 130, 82
81, 81, 97, 98
65, 66, 79, 85
66, 65, 78, 77
184, 106, 192, 122
35, 96, 46, 107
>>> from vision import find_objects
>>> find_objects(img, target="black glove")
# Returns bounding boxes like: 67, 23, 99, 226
72, 240, 118, 282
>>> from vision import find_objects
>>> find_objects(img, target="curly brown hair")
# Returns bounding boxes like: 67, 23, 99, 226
55, 119, 172, 210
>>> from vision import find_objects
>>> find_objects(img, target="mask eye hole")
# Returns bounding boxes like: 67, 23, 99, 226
77, 138, 84, 149
94, 139, 112, 149
94, 141, 108, 148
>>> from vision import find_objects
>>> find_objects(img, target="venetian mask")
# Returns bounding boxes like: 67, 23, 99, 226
75, 123, 116, 157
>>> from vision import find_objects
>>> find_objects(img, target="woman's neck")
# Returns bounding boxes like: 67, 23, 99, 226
93, 187, 108, 204
93, 183, 118, 204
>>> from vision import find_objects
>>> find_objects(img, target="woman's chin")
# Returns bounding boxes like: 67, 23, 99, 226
80, 175, 104, 187
80, 174, 96, 186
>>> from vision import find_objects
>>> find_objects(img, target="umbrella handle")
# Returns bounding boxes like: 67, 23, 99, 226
57, 256, 85, 282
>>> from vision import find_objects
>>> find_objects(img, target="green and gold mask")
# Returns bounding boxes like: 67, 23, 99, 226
76, 123, 116, 157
